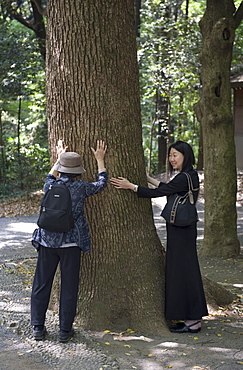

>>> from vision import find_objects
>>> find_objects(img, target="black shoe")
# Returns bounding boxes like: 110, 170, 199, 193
170, 321, 201, 334
33, 325, 46, 341
59, 328, 74, 343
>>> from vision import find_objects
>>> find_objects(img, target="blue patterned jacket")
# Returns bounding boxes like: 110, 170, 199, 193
32, 171, 108, 253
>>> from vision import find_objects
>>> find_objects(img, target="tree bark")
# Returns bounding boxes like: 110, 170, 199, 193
194, 0, 242, 257
46, 0, 167, 334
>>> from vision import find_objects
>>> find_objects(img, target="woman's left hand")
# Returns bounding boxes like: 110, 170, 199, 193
110, 177, 135, 190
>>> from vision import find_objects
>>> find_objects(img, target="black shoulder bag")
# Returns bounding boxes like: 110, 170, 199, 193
161, 172, 199, 226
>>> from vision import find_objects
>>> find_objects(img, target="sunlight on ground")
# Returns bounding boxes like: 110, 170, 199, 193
7, 222, 36, 233
0, 222, 36, 249
157, 341, 185, 348
114, 335, 154, 342
0, 301, 30, 313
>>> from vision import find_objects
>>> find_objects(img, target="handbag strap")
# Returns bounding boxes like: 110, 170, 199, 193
183, 172, 199, 204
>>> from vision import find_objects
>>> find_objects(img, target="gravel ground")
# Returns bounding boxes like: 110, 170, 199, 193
0, 206, 243, 370
0, 216, 119, 370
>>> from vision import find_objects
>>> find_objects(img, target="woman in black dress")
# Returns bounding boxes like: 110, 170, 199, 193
110, 141, 208, 333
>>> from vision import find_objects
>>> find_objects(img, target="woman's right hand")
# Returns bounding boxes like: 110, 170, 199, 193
91, 140, 107, 161
110, 177, 135, 190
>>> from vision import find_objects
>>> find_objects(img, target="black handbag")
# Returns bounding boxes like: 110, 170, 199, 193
161, 172, 199, 226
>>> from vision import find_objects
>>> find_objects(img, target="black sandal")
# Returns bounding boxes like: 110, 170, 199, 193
170, 320, 201, 334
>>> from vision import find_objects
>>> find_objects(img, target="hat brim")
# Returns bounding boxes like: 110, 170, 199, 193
56, 164, 86, 174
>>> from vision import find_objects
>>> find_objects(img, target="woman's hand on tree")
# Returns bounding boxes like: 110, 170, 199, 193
91, 140, 107, 161
56, 139, 68, 158
110, 177, 135, 190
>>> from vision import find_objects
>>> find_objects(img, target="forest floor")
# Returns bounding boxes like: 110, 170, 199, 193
0, 173, 243, 370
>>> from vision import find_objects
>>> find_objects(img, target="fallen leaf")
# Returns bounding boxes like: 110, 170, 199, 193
105, 342, 110, 345
119, 328, 135, 335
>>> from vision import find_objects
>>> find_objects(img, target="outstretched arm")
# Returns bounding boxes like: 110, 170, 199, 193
91, 140, 107, 173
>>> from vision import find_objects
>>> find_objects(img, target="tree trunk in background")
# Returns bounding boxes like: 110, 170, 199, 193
197, 124, 204, 171
194, 0, 243, 257
46, 0, 167, 334
157, 94, 168, 173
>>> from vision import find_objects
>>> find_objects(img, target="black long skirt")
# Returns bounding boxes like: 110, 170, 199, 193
165, 222, 208, 320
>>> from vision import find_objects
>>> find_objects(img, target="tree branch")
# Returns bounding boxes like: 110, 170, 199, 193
233, 1, 243, 29
31, 0, 47, 17
7, 8, 35, 32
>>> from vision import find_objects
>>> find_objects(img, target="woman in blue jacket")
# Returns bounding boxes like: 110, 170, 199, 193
31, 140, 107, 343
110, 141, 208, 334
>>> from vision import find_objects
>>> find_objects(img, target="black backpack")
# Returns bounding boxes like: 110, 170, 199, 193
37, 179, 74, 233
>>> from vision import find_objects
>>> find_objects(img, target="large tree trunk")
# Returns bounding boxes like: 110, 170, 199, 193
46, 0, 167, 334
194, 0, 243, 257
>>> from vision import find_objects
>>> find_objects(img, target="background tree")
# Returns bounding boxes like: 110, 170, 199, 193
47, 0, 167, 333
194, 0, 243, 257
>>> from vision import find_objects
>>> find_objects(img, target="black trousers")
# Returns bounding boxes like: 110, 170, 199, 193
31, 245, 81, 331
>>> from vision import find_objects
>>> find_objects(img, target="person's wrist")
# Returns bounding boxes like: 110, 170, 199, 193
133, 184, 138, 192
128, 183, 137, 191
97, 159, 105, 166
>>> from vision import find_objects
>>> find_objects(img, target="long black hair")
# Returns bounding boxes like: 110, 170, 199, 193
168, 140, 195, 173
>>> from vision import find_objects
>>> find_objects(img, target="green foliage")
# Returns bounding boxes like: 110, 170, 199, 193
0, 18, 45, 98
139, 0, 243, 174
139, 0, 203, 173
0, 18, 48, 196
232, 17, 243, 69
0, 142, 49, 196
